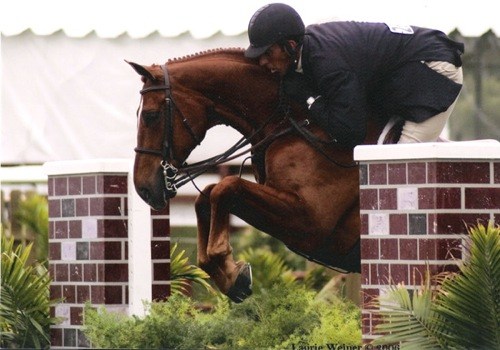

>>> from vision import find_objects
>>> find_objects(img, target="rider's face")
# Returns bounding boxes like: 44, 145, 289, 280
258, 44, 293, 77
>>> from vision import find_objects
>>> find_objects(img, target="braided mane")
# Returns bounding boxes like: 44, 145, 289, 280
166, 47, 246, 64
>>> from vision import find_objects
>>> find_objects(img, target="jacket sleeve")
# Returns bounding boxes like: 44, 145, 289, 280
309, 70, 367, 148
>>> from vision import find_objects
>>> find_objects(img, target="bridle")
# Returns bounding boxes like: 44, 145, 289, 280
134, 64, 201, 195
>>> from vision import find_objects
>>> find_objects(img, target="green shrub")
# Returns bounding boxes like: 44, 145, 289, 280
84, 243, 361, 349
82, 303, 141, 348
307, 297, 361, 346
84, 282, 361, 349
229, 283, 320, 349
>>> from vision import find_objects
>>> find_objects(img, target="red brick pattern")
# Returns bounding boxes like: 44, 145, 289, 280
359, 160, 500, 342
48, 173, 170, 348
151, 207, 171, 300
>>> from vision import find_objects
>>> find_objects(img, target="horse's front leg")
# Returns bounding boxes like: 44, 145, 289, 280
194, 184, 215, 271
207, 175, 314, 302
195, 184, 250, 302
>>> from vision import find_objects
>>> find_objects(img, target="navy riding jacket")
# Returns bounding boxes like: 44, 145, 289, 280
301, 21, 464, 147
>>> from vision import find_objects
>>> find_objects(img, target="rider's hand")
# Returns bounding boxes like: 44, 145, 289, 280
282, 71, 315, 105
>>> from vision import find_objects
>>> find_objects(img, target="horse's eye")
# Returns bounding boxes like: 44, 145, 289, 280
142, 111, 160, 126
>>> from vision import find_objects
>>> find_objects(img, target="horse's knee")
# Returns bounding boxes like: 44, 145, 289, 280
195, 184, 216, 215
207, 245, 233, 262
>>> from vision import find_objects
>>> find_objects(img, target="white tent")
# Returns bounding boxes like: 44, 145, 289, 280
1, 30, 250, 164
1, 0, 498, 165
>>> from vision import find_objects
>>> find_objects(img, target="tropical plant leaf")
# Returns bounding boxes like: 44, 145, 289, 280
371, 222, 500, 350
170, 243, 217, 296
237, 247, 296, 293
372, 272, 447, 350
0, 234, 60, 349
434, 222, 500, 349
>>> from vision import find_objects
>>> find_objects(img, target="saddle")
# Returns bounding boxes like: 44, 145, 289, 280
379, 117, 405, 144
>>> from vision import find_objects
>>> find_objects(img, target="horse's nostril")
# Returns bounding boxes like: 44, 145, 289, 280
138, 187, 150, 202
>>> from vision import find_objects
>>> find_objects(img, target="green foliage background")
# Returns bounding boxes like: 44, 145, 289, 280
84, 282, 361, 349
451, 72, 500, 141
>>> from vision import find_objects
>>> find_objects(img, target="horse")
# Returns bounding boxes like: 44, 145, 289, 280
128, 48, 388, 303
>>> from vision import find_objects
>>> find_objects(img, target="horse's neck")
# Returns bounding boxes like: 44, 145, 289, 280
173, 52, 280, 139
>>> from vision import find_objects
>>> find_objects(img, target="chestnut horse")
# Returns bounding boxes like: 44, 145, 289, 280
128, 49, 386, 302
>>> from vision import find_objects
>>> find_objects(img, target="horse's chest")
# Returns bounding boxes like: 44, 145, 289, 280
265, 141, 328, 187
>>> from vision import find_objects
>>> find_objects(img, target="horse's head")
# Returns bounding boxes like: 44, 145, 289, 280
128, 50, 282, 210
127, 61, 212, 209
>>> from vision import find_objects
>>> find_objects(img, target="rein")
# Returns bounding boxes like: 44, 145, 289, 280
174, 121, 298, 189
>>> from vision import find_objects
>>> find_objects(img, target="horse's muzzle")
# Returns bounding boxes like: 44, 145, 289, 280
136, 160, 180, 210
163, 187, 177, 201
136, 185, 172, 211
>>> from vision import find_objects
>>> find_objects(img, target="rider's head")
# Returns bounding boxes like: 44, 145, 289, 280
245, 3, 305, 76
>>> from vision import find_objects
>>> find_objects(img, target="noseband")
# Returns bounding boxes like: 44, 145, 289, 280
134, 64, 200, 195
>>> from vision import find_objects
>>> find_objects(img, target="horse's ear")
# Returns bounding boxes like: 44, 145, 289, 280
125, 60, 156, 81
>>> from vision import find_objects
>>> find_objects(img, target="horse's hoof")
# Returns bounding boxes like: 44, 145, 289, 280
226, 263, 253, 303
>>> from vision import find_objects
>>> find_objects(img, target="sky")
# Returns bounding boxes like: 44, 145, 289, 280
0, 0, 498, 38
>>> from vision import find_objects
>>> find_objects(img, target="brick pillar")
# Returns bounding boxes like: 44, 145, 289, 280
45, 159, 170, 348
150, 206, 171, 299
354, 141, 500, 343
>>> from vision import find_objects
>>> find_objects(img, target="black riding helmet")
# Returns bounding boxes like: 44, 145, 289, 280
245, 3, 305, 58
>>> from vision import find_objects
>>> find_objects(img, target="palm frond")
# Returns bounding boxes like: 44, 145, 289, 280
0, 234, 60, 348
170, 243, 217, 296
371, 222, 500, 349
372, 270, 447, 349
434, 222, 500, 349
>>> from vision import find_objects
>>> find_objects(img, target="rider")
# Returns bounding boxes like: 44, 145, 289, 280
244, 3, 464, 147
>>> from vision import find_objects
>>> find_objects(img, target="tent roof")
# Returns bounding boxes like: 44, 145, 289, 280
1, 0, 498, 39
